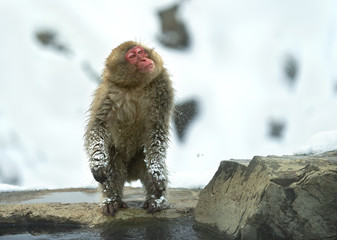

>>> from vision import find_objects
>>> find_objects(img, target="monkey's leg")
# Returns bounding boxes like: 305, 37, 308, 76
126, 148, 169, 213
101, 152, 128, 216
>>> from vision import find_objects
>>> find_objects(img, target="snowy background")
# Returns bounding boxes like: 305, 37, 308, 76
1, 0, 337, 191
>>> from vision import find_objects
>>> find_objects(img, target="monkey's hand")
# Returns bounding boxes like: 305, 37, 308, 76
143, 196, 169, 213
148, 162, 167, 193
102, 198, 128, 216
91, 167, 106, 184
89, 152, 109, 183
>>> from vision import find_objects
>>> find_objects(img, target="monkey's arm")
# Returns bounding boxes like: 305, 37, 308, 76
145, 73, 174, 196
84, 85, 113, 183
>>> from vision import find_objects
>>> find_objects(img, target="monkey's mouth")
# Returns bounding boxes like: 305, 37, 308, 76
139, 63, 154, 73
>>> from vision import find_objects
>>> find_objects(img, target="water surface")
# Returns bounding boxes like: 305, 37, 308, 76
0, 218, 223, 240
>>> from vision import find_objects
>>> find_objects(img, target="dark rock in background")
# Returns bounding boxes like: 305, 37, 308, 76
35, 29, 101, 84
173, 99, 199, 142
0, 167, 20, 186
35, 29, 72, 55
157, 4, 190, 50
81, 61, 101, 83
284, 54, 298, 88
268, 118, 286, 140
0, 131, 22, 186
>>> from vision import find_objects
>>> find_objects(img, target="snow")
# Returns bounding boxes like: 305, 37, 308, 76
154, 195, 169, 209
86, 130, 110, 171
1, 0, 337, 191
0, 184, 34, 192
295, 131, 337, 155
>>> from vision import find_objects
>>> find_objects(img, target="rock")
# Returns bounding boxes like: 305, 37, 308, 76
284, 54, 299, 87
35, 29, 72, 55
267, 118, 286, 140
0, 188, 200, 228
195, 150, 337, 240
157, 4, 190, 49
173, 98, 200, 142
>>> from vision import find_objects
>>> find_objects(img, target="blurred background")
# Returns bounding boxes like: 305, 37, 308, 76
1, 0, 337, 190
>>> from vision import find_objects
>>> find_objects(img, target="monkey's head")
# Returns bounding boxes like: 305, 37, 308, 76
103, 41, 164, 88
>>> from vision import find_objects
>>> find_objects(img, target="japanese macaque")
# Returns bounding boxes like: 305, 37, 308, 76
84, 41, 174, 216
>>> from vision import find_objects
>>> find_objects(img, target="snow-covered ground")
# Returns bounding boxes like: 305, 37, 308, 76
1, 0, 337, 191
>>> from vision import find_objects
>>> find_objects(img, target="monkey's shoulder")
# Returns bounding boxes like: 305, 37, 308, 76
147, 70, 173, 92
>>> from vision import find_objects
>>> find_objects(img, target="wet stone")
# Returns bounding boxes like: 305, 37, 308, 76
0, 187, 220, 239
0, 187, 200, 226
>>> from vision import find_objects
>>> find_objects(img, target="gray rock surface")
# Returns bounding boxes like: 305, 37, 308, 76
195, 150, 337, 240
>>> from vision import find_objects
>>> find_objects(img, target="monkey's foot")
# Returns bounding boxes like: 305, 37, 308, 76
143, 196, 169, 213
102, 200, 128, 216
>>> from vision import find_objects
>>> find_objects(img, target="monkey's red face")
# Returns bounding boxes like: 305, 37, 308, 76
125, 46, 155, 73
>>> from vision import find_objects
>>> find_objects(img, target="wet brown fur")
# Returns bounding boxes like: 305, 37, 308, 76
84, 41, 174, 215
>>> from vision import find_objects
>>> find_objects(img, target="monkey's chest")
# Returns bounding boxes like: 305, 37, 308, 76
108, 94, 150, 148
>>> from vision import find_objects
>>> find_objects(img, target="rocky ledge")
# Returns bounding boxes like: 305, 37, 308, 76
195, 150, 337, 240
1, 151, 336, 239
0, 187, 199, 228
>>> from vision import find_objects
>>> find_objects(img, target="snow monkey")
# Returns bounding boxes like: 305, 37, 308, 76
84, 41, 174, 216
